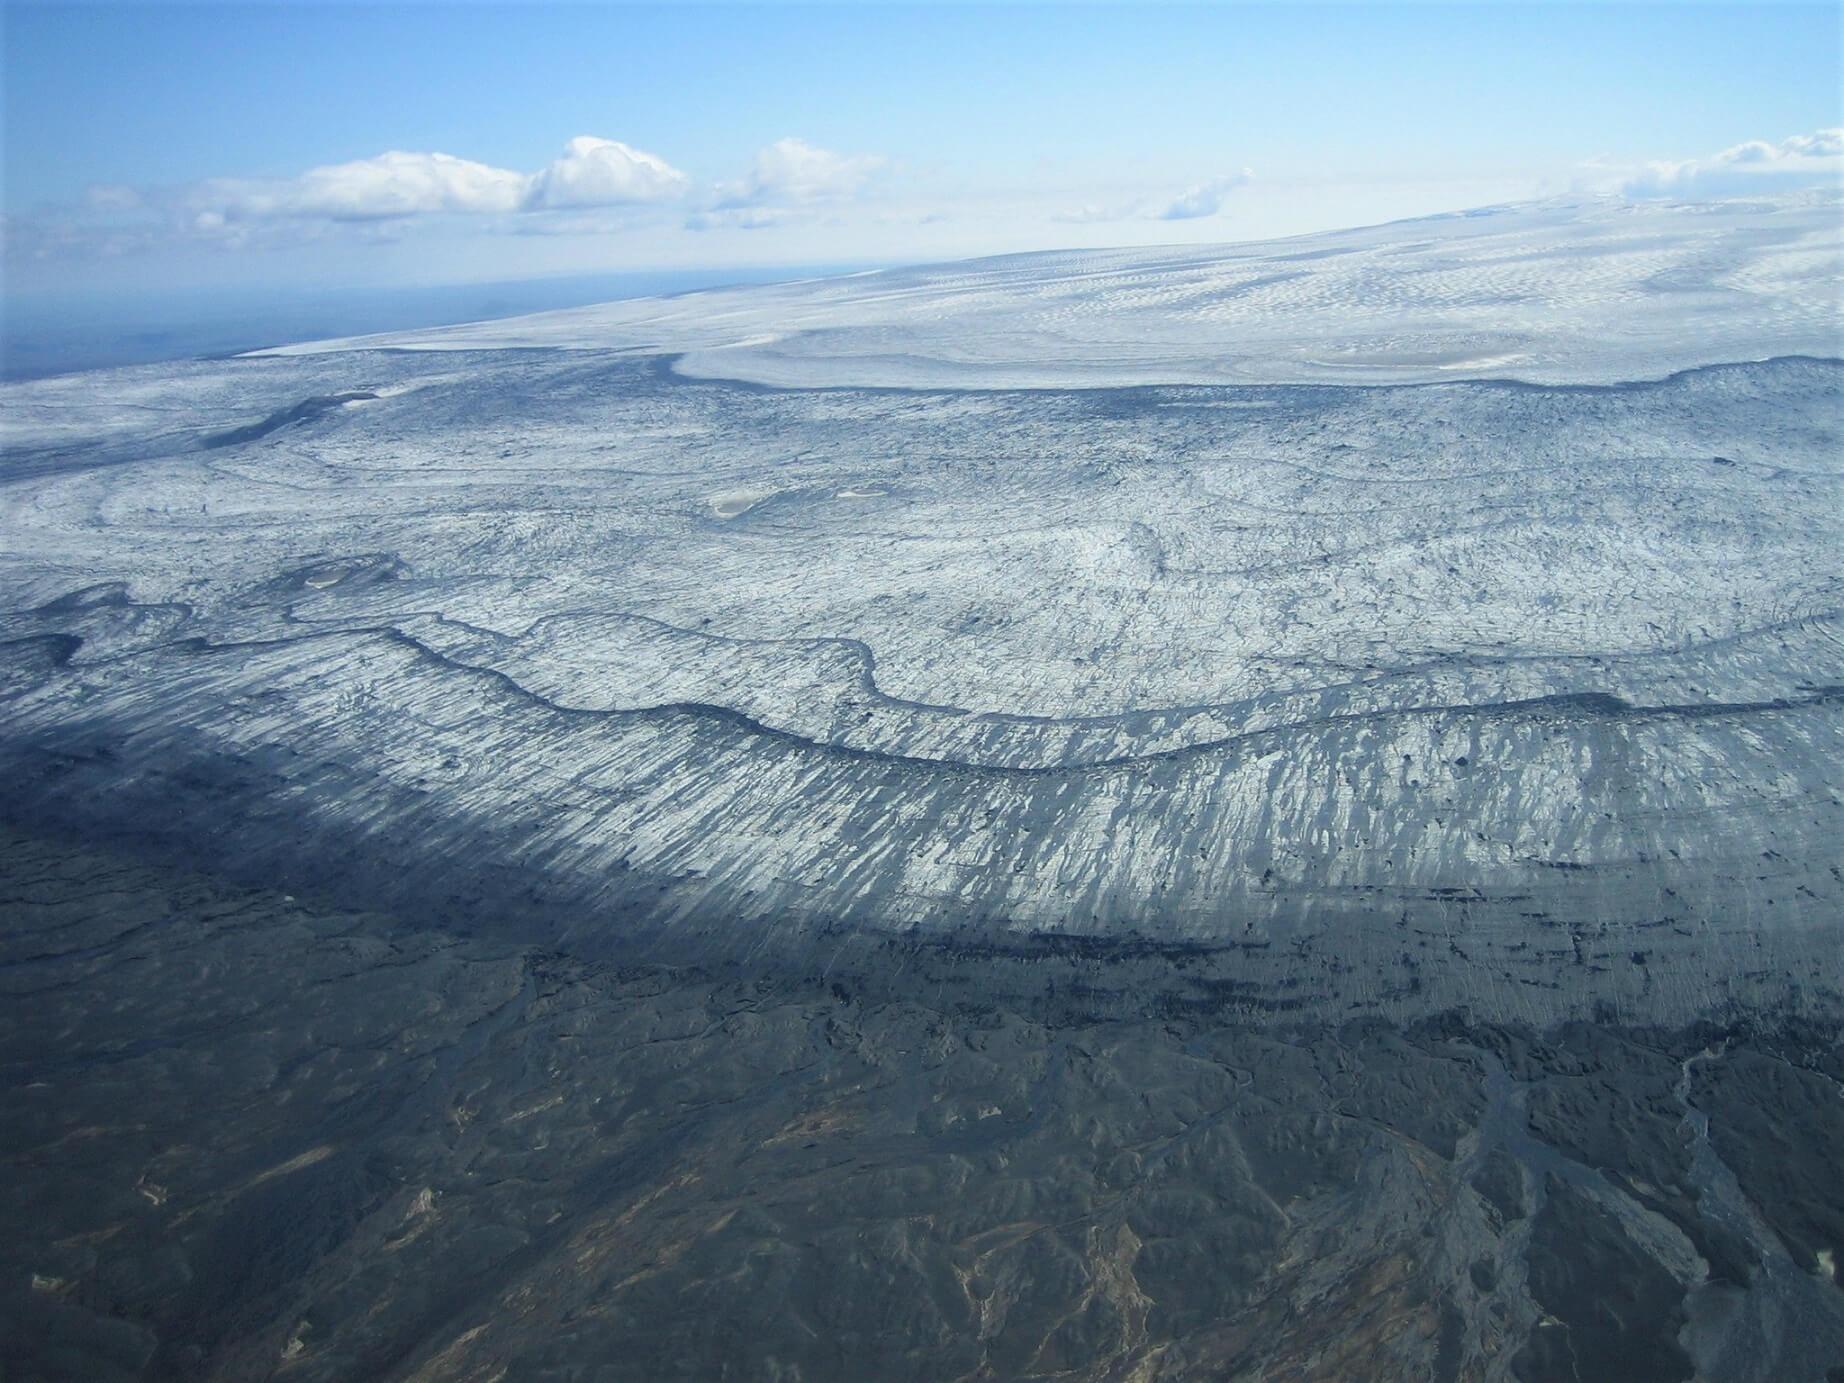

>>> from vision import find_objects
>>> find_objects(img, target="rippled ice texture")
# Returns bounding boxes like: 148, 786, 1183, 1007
3, 192, 1841, 1028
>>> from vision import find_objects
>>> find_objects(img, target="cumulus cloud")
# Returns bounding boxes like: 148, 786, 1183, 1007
1619, 127, 1843, 199
93, 136, 691, 233
719, 138, 886, 207
187, 151, 529, 223
677, 138, 888, 231
1151, 170, 1253, 221
30, 133, 906, 260
522, 136, 689, 211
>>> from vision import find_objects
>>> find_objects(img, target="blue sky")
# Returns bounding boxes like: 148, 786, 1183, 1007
5, 2, 1841, 303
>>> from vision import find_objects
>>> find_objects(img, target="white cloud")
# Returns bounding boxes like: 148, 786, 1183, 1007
172, 137, 688, 226
189, 151, 528, 222
1784, 128, 1844, 158
1620, 127, 1843, 199
720, 138, 886, 207
1152, 170, 1253, 221
522, 136, 689, 211
19, 135, 692, 262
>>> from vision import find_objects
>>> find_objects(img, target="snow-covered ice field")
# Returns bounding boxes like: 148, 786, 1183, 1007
3, 191, 1841, 1025
256, 190, 1844, 389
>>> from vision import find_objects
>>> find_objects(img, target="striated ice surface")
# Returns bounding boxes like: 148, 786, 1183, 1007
252, 191, 1844, 389
3, 195, 1842, 1028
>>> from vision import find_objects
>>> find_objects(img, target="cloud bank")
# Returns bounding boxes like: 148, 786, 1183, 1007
188, 151, 529, 224
723, 137, 885, 206
1152, 171, 1254, 221
1620, 128, 1843, 199
17, 134, 899, 254
106, 136, 693, 236
522, 137, 690, 212
687, 138, 887, 230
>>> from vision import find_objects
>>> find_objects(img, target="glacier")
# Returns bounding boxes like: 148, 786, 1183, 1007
4, 191, 1843, 1381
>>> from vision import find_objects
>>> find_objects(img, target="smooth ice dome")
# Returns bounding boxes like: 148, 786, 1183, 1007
255, 189, 1844, 388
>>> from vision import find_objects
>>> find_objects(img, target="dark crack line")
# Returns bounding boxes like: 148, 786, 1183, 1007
15, 619, 1841, 783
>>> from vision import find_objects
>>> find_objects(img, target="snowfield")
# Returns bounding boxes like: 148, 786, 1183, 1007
3, 191, 1841, 1027
253, 190, 1844, 389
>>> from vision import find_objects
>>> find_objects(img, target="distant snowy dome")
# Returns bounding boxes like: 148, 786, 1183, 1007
255, 190, 1844, 387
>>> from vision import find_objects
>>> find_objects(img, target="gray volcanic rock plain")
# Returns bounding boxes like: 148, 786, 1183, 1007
3, 191, 1843, 1380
